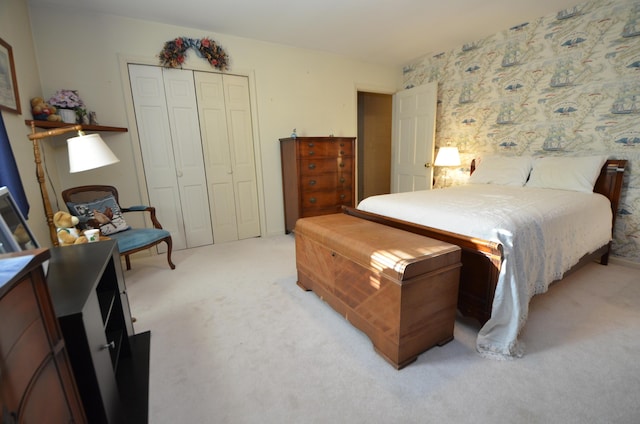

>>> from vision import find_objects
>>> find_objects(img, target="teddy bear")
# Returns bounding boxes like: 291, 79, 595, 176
53, 211, 88, 246
31, 97, 62, 122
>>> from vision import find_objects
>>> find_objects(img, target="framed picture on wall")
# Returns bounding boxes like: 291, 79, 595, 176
0, 37, 21, 114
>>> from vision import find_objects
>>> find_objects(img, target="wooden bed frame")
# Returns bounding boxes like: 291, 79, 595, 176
343, 159, 627, 325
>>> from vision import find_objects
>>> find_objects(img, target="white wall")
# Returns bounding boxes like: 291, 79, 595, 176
27, 5, 399, 239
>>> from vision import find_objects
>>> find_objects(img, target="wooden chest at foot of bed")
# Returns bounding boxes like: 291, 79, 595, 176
295, 214, 461, 369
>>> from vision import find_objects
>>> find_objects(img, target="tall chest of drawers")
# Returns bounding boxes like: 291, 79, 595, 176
280, 136, 356, 233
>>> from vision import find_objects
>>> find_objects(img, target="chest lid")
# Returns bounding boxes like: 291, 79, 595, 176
295, 213, 460, 282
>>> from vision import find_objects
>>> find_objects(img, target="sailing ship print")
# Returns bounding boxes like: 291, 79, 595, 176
550, 60, 576, 87
502, 42, 523, 67
557, 6, 580, 20
542, 126, 566, 151
496, 103, 515, 124
459, 83, 473, 104
611, 94, 639, 114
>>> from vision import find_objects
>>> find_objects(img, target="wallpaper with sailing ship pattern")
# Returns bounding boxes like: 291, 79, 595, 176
402, 0, 640, 262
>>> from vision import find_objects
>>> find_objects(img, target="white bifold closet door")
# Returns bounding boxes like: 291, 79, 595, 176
194, 72, 260, 242
128, 64, 260, 249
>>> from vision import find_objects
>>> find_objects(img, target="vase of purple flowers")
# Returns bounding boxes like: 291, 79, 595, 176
48, 90, 85, 123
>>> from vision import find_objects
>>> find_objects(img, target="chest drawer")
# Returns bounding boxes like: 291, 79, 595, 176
300, 173, 351, 192
299, 158, 352, 175
298, 139, 353, 158
2, 318, 51, 405
0, 277, 41, 357
301, 188, 353, 210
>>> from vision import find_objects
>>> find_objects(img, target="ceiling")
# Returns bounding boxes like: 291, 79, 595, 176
29, 0, 584, 66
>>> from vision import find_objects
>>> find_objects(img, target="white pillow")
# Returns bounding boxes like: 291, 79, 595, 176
525, 155, 608, 193
468, 155, 533, 186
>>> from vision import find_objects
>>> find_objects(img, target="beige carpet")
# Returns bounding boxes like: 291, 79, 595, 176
124, 234, 640, 424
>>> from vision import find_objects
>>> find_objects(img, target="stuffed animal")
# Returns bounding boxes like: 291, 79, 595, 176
53, 211, 88, 246
30, 97, 61, 122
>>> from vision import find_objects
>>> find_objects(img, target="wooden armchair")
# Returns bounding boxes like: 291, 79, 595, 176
62, 185, 175, 270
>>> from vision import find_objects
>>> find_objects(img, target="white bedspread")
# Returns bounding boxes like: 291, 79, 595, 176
357, 184, 612, 359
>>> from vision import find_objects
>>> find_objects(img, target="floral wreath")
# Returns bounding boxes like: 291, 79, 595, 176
159, 37, 229, 71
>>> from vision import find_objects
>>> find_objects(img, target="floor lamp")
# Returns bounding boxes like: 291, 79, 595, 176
28, 123, 119, 246
434, 146, 461, 188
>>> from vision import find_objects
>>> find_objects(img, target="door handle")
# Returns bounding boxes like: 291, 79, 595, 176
425, 163, 432, 168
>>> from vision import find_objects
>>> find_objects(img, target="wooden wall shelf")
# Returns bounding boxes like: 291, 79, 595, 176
25, 119, 128, 133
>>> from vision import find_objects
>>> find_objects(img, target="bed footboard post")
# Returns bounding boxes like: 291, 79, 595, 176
599, 242, 611, 266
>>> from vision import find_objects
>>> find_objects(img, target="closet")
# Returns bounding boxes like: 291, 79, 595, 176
128, 64, 260, 249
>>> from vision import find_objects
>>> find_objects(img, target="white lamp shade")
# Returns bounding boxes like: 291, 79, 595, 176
67, 133, 120, 173
434, 146, 461, 167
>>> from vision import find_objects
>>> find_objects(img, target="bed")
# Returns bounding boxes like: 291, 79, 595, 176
346, 155, 627, 359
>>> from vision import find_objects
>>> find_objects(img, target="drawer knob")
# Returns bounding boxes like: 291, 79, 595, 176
308, 143, 314, 147
340, 143, 344, 147
340, 194, 345, 200
309, 180, 316, 186
339, 162, 345, 168
309, 151, 314, 155
310, 197, 317, 204
308, 163, 316, 169
102, 341, 115, 350
339, 150, 345, 155
340, 177, 345, 183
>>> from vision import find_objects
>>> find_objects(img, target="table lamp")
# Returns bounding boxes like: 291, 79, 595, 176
434, 146, 460, 188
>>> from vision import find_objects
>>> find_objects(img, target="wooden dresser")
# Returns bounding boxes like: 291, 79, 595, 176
0, 248, 86, 423
280, 136, 356, 233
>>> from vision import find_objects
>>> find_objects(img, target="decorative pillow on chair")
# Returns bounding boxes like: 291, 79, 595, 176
66, 194, 129, 235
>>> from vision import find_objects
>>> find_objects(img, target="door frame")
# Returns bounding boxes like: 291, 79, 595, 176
118, 54, 267, 239
354, 83, 396, 204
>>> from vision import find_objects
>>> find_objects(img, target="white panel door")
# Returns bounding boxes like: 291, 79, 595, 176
194, 71, 238, 242
391, 82, 437, 193
195, 72, 260, 242
222, 75, 260, 239
162, 68, 214, 248
128, 64, 186, 250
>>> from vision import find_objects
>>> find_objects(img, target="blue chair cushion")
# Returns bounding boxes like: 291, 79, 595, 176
108, 228, 170, 254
